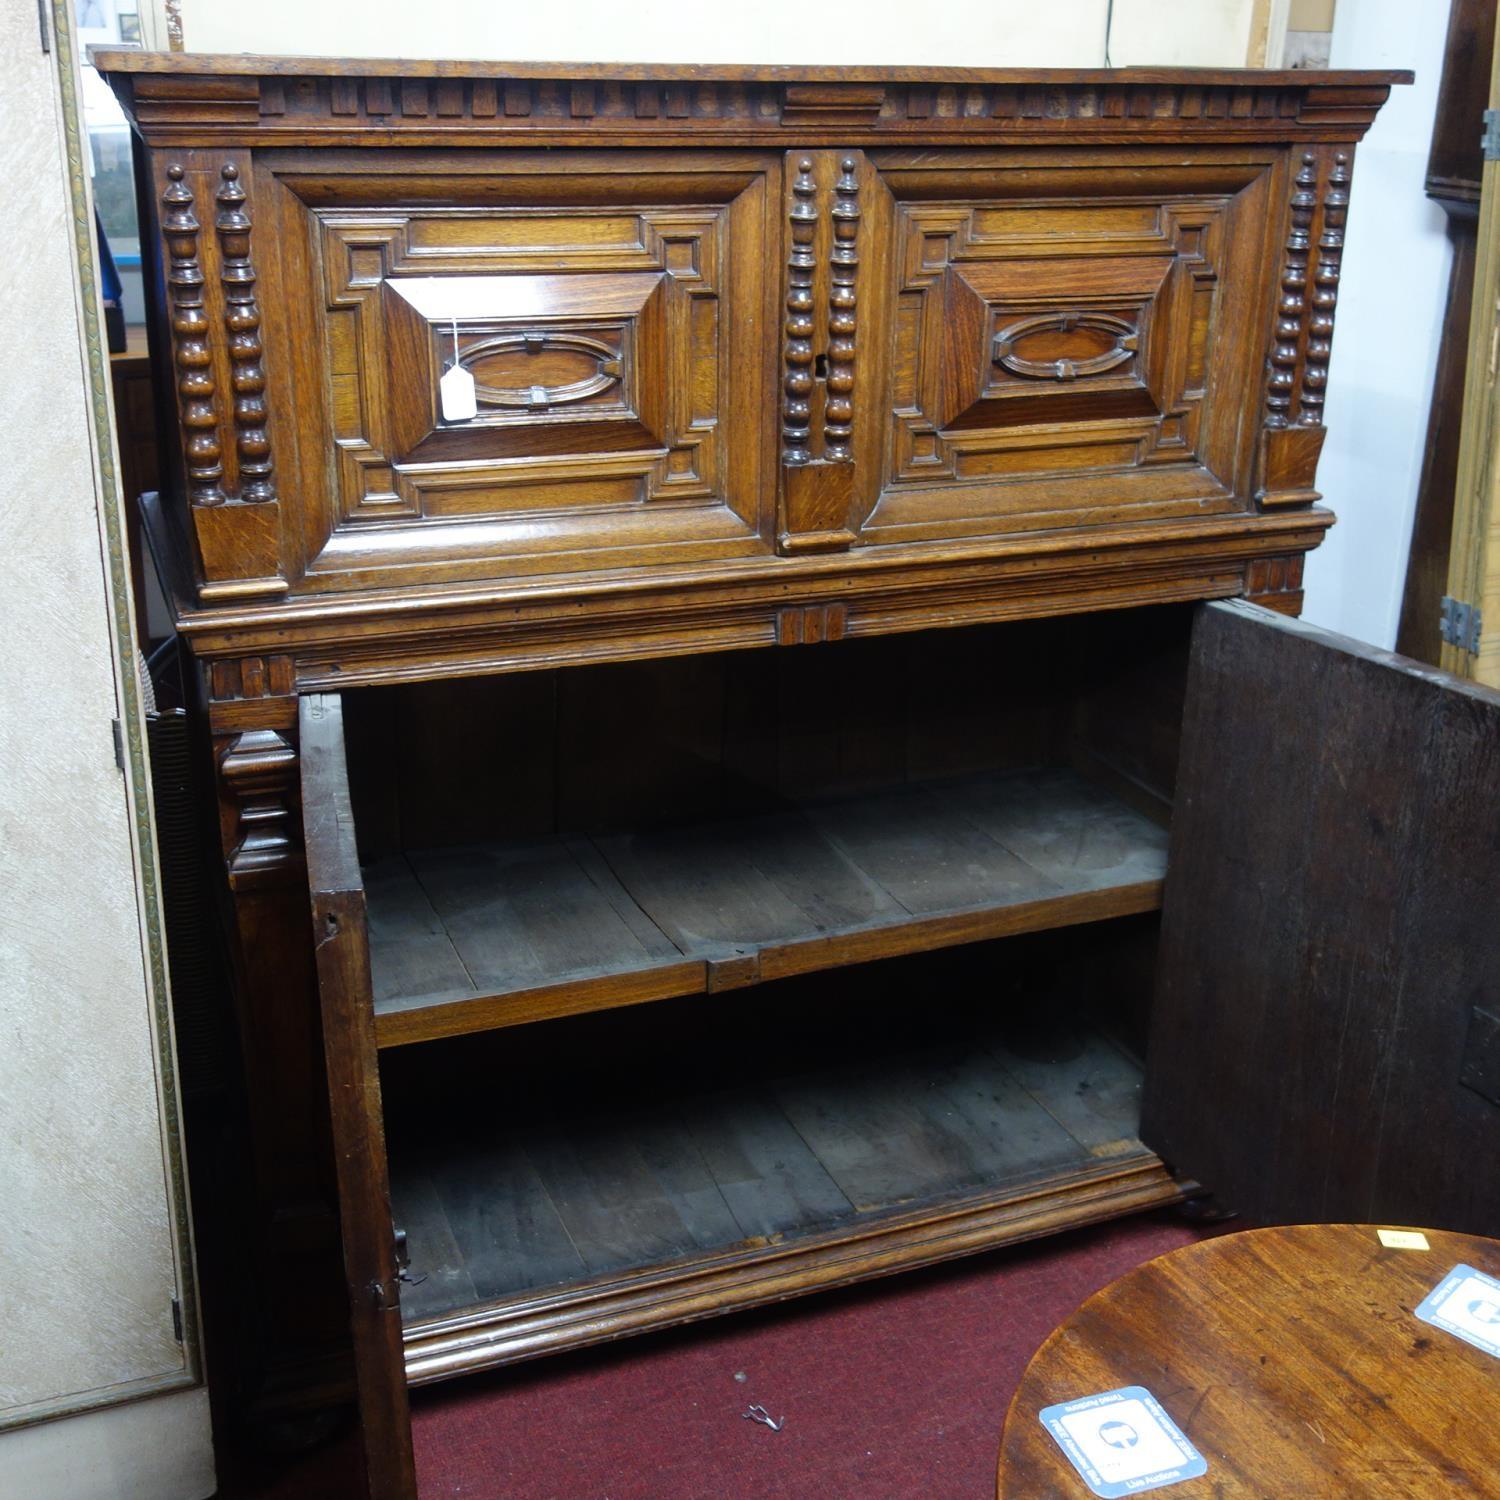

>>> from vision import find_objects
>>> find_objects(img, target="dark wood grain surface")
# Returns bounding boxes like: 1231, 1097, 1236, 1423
1142, 601, 1500, 1237
1425, 0, 1496, 205
998, 1223, 1500, 1498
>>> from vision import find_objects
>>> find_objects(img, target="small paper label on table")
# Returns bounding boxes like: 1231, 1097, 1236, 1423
1377, 1228, 1430, 1251
1038, 1385, 1207, 1497
1415, 1264, 1500, 1359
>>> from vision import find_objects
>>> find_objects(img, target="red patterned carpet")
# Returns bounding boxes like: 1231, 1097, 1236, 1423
409, 1209, 1223, 1499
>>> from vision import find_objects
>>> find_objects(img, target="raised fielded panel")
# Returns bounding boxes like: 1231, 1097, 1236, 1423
252, 151, 780, 591
857, 149, 1281, 544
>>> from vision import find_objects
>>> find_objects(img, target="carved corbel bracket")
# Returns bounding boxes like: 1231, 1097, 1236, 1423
1257, 147, 1354, 509
209, 657, 301, 887
1245, 555, 1306, 616
159, 157, 287, 599
776, 601, 849, 645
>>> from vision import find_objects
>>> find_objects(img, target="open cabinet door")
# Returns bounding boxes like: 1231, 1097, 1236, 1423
300, 695, 418, 1500
1141, 601, 1500, 1235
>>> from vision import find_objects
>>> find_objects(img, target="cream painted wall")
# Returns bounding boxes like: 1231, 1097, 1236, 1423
0, 0, 212, 1494
177, 0, 1267, 66
1301, 0, 1450, 647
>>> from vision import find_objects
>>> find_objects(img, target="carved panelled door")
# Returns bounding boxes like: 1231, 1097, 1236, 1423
244, 149, 780, 594
772, 143, 1356, 564
1141, 601, 1500, 1237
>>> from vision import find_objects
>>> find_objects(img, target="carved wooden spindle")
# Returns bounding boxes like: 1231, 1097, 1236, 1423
162, 164, 224, 506
1301, 151, 1350, 428
825, 157, 861, 463
1266, 152, 1317, 429
215, 163, 276, 502
782, 158, 818, 465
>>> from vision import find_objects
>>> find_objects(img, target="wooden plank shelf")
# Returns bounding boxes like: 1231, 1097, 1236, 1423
386, 1001, 1188, 1381
366, 767, 1169, 1048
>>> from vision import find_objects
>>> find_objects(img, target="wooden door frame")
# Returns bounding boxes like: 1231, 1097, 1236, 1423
1443, 19, 1500, 685
300, 694, 417, 1500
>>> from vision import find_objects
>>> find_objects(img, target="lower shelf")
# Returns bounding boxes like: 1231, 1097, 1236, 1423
386, 976, 1189, 1384
401, 1156, 1189, 1385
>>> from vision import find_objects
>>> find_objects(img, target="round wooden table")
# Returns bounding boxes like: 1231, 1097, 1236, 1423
997, 1224, 1500, 1497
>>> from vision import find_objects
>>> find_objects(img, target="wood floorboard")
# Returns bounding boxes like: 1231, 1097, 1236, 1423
364, 856, 474, 1006
677, 1087, 856, 1242
595, 809, 903, 957
805, 782, 1058, 916
416, 1133, 586, 1304
922, 1043, 1098, 1182
627, 1110, 748, 1252
522, 1122, 714, 1279
385, 1167, 478, 1321
937, 768, 1171, 892
409, 840, 677, 994
771, 1051, 1060, 1213
992, 1030, 1147, 1158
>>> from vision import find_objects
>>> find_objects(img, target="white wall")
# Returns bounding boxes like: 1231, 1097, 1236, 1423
1301, 0, 1452, 646
177, 0, 1264, 66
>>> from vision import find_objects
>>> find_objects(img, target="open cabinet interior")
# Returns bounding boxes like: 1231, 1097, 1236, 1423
334, 602, 1199, 1381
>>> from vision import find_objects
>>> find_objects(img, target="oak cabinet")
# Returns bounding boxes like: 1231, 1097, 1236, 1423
94, 55, 1500, 1500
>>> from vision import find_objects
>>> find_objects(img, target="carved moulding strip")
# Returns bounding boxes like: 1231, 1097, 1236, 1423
215, 163, 277, 502
824, 158, 860, 462
162, 164, 224, 506
108, 62, 1402, 143
782, 158, 818, 465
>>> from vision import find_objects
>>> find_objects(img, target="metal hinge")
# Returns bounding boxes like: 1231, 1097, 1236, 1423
1484, 109, 1500, 161
111, 718, 126, 773
171, 1296, 183, 1343
1440, 595, 1483, 653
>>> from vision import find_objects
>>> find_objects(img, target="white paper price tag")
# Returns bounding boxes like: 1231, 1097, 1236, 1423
1377, 1228, 1430, 1251
440, 363, 477, 422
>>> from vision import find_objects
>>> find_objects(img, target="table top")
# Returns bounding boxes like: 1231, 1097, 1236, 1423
997, 1223, 1500, 1498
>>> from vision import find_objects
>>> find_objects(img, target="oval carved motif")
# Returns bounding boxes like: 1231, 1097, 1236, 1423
457, 330, 623, 412
992, 312, 1139, 382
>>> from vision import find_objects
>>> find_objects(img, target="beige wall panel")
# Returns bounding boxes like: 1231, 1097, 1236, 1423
179, 0, 1257, 66
0, 0, 200, 1462
0, 1388, 214, 1500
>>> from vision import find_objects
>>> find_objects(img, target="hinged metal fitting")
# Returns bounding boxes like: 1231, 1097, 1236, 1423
1440, 595, 1483, 653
